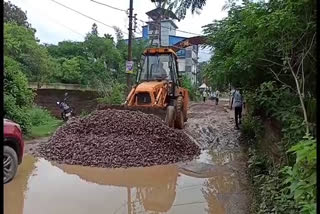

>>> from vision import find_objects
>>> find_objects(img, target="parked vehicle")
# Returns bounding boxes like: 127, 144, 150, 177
3, 119, 24, 183
57, 93, 74, 121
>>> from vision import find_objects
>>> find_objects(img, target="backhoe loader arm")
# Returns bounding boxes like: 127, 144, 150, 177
171, 36, 207, 52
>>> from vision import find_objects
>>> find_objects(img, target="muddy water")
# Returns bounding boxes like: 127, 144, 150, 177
4, 150, 248, 214
5, 101, 250, 214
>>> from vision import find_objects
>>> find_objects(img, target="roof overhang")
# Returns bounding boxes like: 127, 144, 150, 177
173, 36, 207, 50
146, 8, 180, 21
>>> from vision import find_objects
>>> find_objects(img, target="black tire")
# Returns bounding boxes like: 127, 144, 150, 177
165, 106, 175, 128
71, 109, 75, 117
183, 105, 188, 122
3, 146, 18, 184
175, 96, 184, 129
61, 112, 66, 121
61, 112, 68, 121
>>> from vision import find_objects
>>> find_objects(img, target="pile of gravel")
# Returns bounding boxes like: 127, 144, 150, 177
37, 109, 200, 168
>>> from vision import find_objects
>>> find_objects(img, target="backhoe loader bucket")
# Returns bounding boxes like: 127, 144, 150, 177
97, 104, 167, 121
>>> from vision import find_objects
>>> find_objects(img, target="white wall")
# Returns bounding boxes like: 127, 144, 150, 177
192, 51, 197, 59
177, 59, 185, 72
160, 22, 170, 46
161, 21, 177, 46
147, 21, 177, 46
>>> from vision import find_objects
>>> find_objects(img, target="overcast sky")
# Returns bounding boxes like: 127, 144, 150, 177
9, 0, 228, 61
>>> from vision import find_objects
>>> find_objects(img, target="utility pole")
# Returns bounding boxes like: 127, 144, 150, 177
127, 0, 134, 95
157, 1, 161, 47
133, 14, 137, 33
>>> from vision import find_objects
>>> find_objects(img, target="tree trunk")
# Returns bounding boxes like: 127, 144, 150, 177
289, 63, 309, 135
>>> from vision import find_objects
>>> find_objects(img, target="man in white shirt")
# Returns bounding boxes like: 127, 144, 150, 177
215, 89, 220, 105
202, 89, 207, 103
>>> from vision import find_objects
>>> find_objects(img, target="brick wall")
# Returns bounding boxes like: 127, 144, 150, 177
33, 89, 100, 118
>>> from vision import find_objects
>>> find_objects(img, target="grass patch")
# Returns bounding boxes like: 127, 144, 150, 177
25, 106, 63, 140
26, 119, 62, 140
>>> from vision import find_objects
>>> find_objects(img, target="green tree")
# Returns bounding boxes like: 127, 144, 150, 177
4, 56, 34, 132
132, 39, 149, 71
181, 75, 200, 101
197, 61, 207, 86
160, 0, 207, 19
21, 45, 54, 87
4, 1, 33, 30
91, 23, 98, 36
46, 41, 85, 59
4, 22, 37, 59
61, 57, 83, 84
202, 0, 316, 213
4, 22, 55, 87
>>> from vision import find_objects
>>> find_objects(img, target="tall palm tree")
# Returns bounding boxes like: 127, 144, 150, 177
151, 0, 207, 19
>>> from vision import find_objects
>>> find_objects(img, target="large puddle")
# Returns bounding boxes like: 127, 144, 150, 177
4, 151, 249, 214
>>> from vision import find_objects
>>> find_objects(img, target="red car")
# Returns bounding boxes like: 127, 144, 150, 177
3, 119, 24, 183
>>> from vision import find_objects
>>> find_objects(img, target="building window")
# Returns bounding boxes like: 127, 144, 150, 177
149, 23, 158, 31
149, 35, 159, 40
176, 50, 186, 57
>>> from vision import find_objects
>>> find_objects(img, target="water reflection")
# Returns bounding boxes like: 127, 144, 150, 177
4, 155, 37, 214
4, 152, 249, 214
58, 163, 179, 213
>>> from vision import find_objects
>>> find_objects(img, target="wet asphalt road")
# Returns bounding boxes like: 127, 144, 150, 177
4, 100, 250, 214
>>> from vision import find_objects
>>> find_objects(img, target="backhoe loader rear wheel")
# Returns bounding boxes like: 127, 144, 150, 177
165, 106, 175, 128
175, 96, 184, 129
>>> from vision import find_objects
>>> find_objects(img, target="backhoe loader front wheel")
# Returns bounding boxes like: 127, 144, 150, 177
175, 96, 184, 129
165, 106, 175, 128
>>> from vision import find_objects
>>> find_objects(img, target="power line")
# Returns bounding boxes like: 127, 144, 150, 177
49, 18, 85, 38
89, 0, 203, 36
90, 0, 127, 12
48, 0, 128, 35
37, 7, 85, 38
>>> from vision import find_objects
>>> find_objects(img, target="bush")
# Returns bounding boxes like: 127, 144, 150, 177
4, 94, 31, 132
97, 82, 125, 105
27, 106, 56, 126
244, 82, 316, 214
181, 75, 200, 101
242, 114, 263, 140
282, 136, 316, 214
248, 151, 299, 213
4, 56, 34, 133
4, 56, 34, 106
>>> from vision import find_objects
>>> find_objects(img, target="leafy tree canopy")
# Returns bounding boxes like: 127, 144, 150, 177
4, 1, 33, 30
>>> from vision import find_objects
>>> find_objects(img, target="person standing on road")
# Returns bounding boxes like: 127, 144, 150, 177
203, 89, 208, 103
215, 89, 220, 105
211, 90, 216, 101
230, 88, 245, 129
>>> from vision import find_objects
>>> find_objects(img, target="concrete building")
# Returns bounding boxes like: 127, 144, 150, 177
130, 8, 200, 85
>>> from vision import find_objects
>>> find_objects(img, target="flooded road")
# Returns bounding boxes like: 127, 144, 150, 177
5, 101, 250, 214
